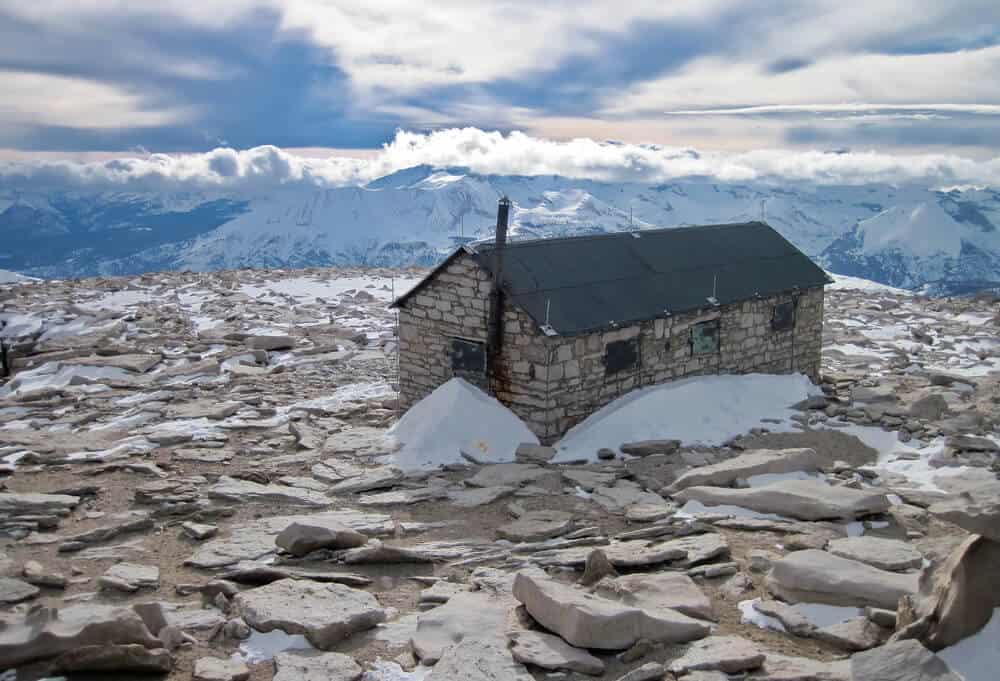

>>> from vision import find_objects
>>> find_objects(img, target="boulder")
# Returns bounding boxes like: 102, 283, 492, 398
273, 651, 363, 681
275, 520, 368, 556
430, 636, 535, 681
208, 476, 332, 507
55, 644, 173, 674
245, 335, 295, 351
667, 448, 822, 492
814, 616, 889, 651
515, 443, 556, 464
929, 483, 1000, 542
667, 635, 765, 675
194, 657, 250, 681
595, 572, 713, 621
826, 536, 924, 572
620, 440, 680, 457
675, 480, 890, 521
411, 591, 511, 663
766, 550, 919, 610
895, 534, 1000, 650
509, 630, 605, 675
0, 604, 161, 668
497, 510, 574, 542
512, 572, 710, 650
234, 578, 385, 649
0, 576, 39, 603
850, 640, 960, 681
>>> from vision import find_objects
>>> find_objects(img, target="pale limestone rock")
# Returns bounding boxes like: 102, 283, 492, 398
208, 476, 332, 507
850, 640, 960, 681
667, 448, 823, 493
235, 578, 385, 649
465, 463, 548, 488
54, 644, 173, 674
429, 636, 535, 681
929, 483, 1000, 542
826, 536, 923, 572
0, 576, 39, 603
766, 550, 918, 610
275, 520, 368, 556
675, 480, 890, 521
497, 510, 574, 542
509, 629, 605, 675
667, 635, 765, 675
814, 616, 889, 651
596, 572, 714, 621
272, 651, 363, 681
411, 591, 511, 663
615, 662, 665, 681
512, 572, 710, 650
193, 657, 250, 681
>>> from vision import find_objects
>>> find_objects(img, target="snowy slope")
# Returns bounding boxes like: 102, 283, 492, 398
3, 167, 998, 294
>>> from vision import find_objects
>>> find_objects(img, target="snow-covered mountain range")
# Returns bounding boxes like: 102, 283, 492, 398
2, 165, 998, 294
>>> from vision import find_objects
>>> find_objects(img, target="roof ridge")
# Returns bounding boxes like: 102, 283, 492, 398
472, 221, 768, 251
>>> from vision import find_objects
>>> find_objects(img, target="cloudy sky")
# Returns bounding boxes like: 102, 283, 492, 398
0, 0, 998, 182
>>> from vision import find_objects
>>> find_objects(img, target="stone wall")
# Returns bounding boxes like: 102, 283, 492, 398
396, 253, 553, 437
540, 287, 824, 439
398, 252, 824, 444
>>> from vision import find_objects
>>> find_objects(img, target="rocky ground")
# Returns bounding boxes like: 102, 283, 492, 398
0, 269, 998, 681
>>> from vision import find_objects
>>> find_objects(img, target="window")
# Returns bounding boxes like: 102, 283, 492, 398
691, 320, 720, 355
605, 338, 639, 375
450, 337, 485, 373
771, 301, 796, 332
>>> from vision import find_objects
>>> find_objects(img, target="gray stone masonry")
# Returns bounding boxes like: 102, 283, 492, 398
398, 253, 824, 443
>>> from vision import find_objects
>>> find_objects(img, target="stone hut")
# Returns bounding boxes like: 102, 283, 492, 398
392, 202, 830, 443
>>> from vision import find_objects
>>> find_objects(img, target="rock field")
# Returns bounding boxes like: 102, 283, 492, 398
0, 268, 998, 680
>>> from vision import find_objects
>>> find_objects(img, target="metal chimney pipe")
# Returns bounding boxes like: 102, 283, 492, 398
487, 196, 511, 389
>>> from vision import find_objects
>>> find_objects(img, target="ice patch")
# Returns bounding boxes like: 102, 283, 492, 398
388, 378, 539, 470
555, 373, 820, 461
236, 628, 314, 664
791, 602, 862, 628
738, 598, 787, 632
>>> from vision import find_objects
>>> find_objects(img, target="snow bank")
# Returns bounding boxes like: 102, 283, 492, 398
388, 378, 538, 470
555, 373, 820, 461
827, 272, 912, 294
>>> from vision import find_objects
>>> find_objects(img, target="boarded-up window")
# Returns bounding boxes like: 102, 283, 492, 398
451, 338, 485, 373
772, 301, 796, 332
605, 338, 639, 375
691, 320, 720, 355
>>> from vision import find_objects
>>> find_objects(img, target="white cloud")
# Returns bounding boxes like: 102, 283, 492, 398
0, 70, 195, 129
2, 128, 999, 192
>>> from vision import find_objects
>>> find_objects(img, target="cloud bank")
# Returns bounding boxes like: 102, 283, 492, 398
2, 128, 999, 194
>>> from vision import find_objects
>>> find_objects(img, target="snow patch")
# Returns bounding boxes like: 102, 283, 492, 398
555, 373, 820, 461
388, 378, 539, 470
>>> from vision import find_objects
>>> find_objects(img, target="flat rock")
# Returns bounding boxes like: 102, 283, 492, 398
596, 572, 713, 621
0, 604, 161, 668
100, 563, 160, 591
466, 463, 548, 488
813, 616, 888, 651
616, 662, 666, 681
752, 653, 850, 680
55, 644, 173, 674
562, 468, 617, 491
208, 476, 332, 507
186, 510, 396, 568
929, 482, 1000, 542
245, 335, 295, 351
675, 480, 890, 521
621, 440, 680, 457
275, 520, 368, 556
509, 629, 605, 675
850, 640, 960, 681
194, 657, 250, 681
515, 443, 556, 464
311, 459, 366, 484
273, 651, 362, 681
667, 448, 823, 493
766, 549, 918, 610
667, 635, 765, 675
497, 510, 574, 542
430, 636, 534, 681
0, 577, 39, 603
512, 572, 710, 650
411, 591, 511, 663
826, 536, 923, 572
538, 533, 728, 569
329, 467, 403, 494
0, 491, 79, 514
448, 485, 515, 507
235, 578, 385, 649
22, 560, 66, 588
590, 480, 667, 513
72, 353, 162, 373
181, 522, 219, 540
168, 400, 241, 420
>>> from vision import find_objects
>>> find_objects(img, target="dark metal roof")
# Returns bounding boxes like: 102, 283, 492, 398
395, 222, 831, 336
